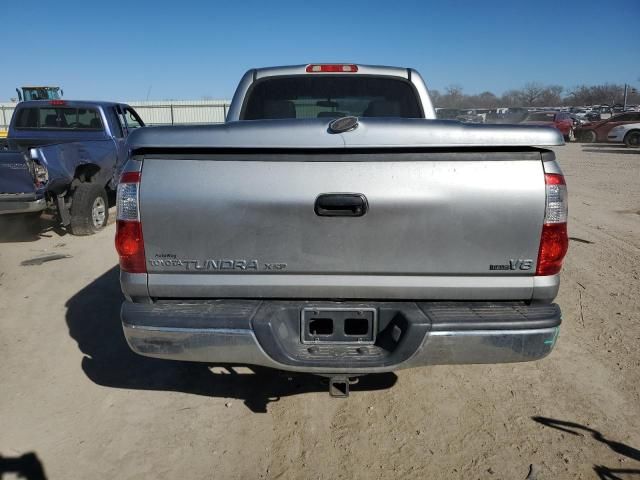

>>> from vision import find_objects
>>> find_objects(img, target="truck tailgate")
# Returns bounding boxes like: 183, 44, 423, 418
0, 151, 36, 195
139, 150, 547, 300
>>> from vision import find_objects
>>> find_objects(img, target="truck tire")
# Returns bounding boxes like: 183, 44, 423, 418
581, 130, 597, 143
69, 183, 109, 235
624, 131, 640, 148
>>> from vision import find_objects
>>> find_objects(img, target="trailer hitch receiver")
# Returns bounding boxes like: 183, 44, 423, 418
329, 376, 350, 397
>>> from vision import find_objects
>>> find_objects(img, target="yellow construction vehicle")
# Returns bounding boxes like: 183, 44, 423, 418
2, 87, 64, 136
16, 86, 63, 102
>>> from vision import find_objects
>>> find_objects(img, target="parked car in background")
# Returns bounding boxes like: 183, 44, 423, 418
457, 109, 485, 123
0, 100, 145, 234
568, 113, 589, 128
585, 111, 601, 122
484, 109, 500, 123
576, 112, 640, 143
522, 111, 575, 141
596, 106, 613, 119
595, 105, 612, 114
607, 122, 640, 147
435, 108, 462, 120
501, 107, 529, 124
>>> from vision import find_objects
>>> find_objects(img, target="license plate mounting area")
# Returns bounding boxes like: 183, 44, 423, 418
301, 307, 376, 344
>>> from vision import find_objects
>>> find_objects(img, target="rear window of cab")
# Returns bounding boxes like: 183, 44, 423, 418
242, 76, 423, 120
14, 107, 104, 130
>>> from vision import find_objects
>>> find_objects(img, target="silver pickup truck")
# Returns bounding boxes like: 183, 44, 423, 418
116, 64, 568, 395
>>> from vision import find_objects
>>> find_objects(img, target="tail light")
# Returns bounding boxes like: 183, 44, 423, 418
536, 173, 568, 275
28, 149, 48, 186
33, 163, 48, 187
115, 171, 146, 273
306, 64, 358, 73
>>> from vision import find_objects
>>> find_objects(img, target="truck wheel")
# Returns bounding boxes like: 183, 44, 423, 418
582, 130, 597, 143
69, 183, 109, 235
624, 131, 640, 148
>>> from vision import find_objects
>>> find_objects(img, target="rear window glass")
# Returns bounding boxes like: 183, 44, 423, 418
242, 76, 422, 120
14, 107, 104, 130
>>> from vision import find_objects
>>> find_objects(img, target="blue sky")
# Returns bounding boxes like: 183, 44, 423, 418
2, 0, 638, 101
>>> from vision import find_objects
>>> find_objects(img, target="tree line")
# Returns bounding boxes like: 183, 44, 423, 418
431, 83, 640, 109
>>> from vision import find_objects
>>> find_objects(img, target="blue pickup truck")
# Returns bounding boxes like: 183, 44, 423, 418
0, 100, 145, 235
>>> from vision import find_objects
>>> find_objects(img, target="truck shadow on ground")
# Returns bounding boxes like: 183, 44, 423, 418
532, 416, 640, 479
0, 202, 116, 243
582, 148, 640, 155
0, 214, 66, 243
65, 266, 397, 413
583, 143, 624, 147
0, 452, 47, 480
580, 143, 640, 155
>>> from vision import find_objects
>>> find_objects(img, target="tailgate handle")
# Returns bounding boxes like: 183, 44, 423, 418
315, 193, 368, 217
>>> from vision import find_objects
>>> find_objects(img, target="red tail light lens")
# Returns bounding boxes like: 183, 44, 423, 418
115, 170, 146, 273
536, 223, 568, 275
536, 173, 569, 275
544, 173, 565, 187
306, 64, 358, 73
49, 100, 66, 106
120, 171, 141, 184
116, 220, 146, 273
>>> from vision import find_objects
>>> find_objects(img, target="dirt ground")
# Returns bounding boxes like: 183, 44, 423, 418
0, 142, 638, 480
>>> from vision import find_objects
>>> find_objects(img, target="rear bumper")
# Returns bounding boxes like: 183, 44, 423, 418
122, 300, 561, 374
0, 193, 46, 215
